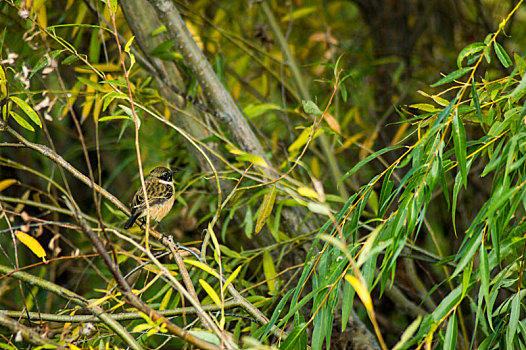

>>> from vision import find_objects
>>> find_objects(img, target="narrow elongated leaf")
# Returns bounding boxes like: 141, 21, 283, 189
392, 316, 422, 350
479, 245, 490, 306
444, 313, 458, 349
494, 41, 512, 68
345, 275, 372, 311
0, 179, 17, 192
199, 279, 221, 307
507, 293, 521, 349
472, 80, 484, 131
10, 111, 34, 131
431, 67, 473, 87
341, 278, 355, 331
255, 185, 277, 234
262, 251, 278, 293
457, 42, 486, 68
340, 145, 402, 184
257, 289, 294, 341
10, 96, 42, 128
451, 228, 484, 279
280, 323, 308, 350
452, 111, 467, 188
15, 230, 46, 262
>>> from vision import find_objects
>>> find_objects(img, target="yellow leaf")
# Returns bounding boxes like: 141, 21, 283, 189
345, 275, 372, 311
159, 287, 172, 311
15, 230, 46, 262
255, 185, 277, 234
288, 127, 323, 155
236, 153, 268, 168
298, 186, 318, 199
183, 259, 220, 279
409, 103, 440, 113
68, 343, 82, 350
225, 144, 243, 155
0, 179, 17, 192
311, 157, 320, 179
14, 190, 30, 213
223, 265, 242, 292
281, 6, 316, 22
124, 36, 135, 53
199, 279, 221, 307
323, 112, 341, 133
262, 251, 278, 294
431, 95, 449, 107
74, 63, 121, 73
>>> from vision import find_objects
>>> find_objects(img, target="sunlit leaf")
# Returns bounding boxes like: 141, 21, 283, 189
199, 279, 221, 307
0, 179, 17, 192
344, 275, 372, 311
15, 230, 46, 262
10, 111, 34, 131
10, 96, 42, 128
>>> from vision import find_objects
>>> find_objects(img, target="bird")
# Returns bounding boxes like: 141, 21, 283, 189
124, 166, 176, 229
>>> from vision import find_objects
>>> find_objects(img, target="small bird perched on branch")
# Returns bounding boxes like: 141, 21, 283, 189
124, 166, 176, 229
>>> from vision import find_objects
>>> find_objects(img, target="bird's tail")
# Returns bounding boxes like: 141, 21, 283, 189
124, 213, 140, 229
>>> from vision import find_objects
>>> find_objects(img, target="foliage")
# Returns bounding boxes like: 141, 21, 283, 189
0, 0, 526, 349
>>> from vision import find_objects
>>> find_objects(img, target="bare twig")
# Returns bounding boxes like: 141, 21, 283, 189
0, 264, 142, 350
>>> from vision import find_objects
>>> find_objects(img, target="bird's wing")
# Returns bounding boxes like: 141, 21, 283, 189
131, 181, 173, 210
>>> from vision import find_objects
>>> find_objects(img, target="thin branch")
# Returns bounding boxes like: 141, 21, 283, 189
0, 119, 129, 216
64, 196, 226, 350
0, 264, 142, 350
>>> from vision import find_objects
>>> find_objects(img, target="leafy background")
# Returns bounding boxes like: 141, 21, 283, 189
1, 0, 526, 349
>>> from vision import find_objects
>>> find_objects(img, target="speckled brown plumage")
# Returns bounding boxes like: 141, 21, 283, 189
124, 167, 175, 229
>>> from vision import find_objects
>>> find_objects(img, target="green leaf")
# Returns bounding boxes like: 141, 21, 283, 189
10, 96, 42, 128
410, 103, 440, 112
452, 111, 467, 188
302, 100, 322, 116
506, 293, 521, 349
479, 245, 490, 307
257, 289, 294, 341
431, 67, 473, 87
109, 0, 118, 14
457, 42, 486, 68
98, 115, 132, 122
341, 278, 355, 331
62, 55, 80, 65
392, 316, 422, 350
77, 76, 104, 92
244, 103, 281, 118
280, 323, 308, 350
307, 202, 330, 216
340, 145, 402, 185
451, 228, 484, 279
262, 251, 278, 294
444, 313, 458, 350
10, 111, 34, 131
494, 41, 512, 68
432, 286, 462, 323
255, 185, 276, 234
